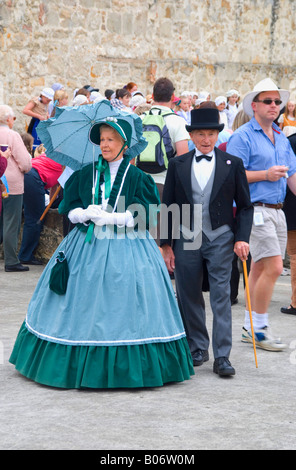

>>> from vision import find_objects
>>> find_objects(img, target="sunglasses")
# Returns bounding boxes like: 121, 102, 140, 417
255, 99, 282, 106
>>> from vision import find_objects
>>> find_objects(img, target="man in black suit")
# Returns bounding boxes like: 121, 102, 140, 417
160, 108, 253, 376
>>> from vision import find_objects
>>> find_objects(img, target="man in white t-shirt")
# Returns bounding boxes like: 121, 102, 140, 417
142, 78, 190, 245
151, 78, 190, 155
146, 77, 190, 191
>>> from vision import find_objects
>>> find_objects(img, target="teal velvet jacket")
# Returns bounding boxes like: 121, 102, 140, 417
58, 161, 161, 232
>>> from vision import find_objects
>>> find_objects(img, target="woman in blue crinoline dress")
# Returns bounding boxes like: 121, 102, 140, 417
9, 115, 194, 389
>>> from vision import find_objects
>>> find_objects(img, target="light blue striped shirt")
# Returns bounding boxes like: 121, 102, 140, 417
227, 117, 296, 203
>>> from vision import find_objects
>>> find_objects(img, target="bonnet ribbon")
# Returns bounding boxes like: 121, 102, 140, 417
85, 155, 111, 243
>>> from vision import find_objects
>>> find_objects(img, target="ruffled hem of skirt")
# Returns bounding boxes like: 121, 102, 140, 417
9, 322, 194, 389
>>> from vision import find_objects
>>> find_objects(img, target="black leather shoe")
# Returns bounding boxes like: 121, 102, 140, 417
192, 349, 209, 366
19, 257, 43, 266
213, 357, 235, 376
5, 263, 29, 272
281, 304, 296, 315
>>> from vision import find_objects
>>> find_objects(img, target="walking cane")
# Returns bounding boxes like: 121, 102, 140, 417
37, 184, 62, 224
243, 259, 258, 368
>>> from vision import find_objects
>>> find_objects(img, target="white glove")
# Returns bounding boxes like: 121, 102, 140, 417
68, 205, 102, 224
123, 210, 135, 228
92, 209, 134, 227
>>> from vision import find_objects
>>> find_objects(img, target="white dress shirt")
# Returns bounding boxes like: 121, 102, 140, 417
192, 150, 215, 190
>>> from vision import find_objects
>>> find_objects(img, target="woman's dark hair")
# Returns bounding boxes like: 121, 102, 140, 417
21, 132, 34, 155
105, 89, 114, 100
115, 88, 131, 99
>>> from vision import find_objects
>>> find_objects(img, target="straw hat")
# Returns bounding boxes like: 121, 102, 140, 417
243, 78, 290, 117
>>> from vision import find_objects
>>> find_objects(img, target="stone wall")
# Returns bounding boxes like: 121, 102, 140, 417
34, 209, 64, 262
1, 0, 296, 133
0, 208, 64, 263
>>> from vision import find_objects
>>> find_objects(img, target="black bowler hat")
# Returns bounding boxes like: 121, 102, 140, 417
186, 108, 224, 132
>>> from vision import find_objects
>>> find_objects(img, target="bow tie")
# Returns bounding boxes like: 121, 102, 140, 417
195, 154, 212, 162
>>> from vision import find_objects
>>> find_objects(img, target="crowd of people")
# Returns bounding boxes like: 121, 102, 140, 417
2, 75, 296, 388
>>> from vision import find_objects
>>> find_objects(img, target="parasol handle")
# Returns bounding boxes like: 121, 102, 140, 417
37, 184, 62, 224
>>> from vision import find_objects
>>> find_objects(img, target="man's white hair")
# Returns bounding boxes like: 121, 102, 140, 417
0, 105, 14, 124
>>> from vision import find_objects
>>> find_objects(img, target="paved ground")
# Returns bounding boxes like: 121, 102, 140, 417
1, 260, 295, 451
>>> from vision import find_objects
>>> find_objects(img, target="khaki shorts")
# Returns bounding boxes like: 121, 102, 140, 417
249, 206, 287, 262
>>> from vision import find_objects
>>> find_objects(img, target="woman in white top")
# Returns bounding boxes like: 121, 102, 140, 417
215, 96, 228, 128
225, 89, 240, 130
176, 96, 191, 125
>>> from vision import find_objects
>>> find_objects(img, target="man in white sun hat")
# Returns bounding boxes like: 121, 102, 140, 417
227, 77, 296, 352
